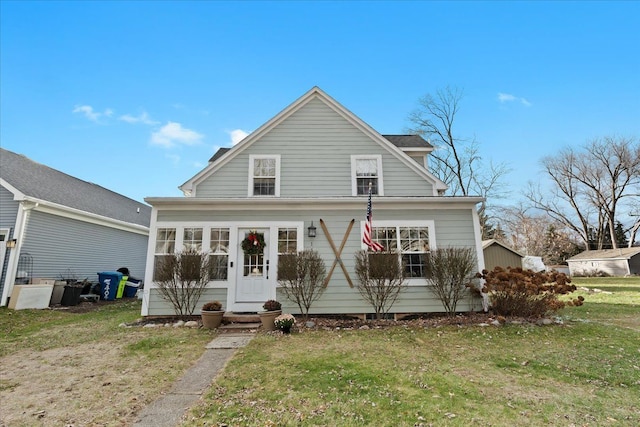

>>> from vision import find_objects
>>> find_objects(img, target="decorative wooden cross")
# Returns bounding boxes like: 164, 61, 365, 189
320, 218, 355, 288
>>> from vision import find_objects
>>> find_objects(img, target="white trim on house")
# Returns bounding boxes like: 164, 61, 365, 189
247, 154, 281, 197
179, 87, 447, 196
141, 220, 304, 315
144, 196, 484, 211
0, 178, 25, 200
3, 191, 148, 236
0, 201, 37, 306
350, 155, 384, 196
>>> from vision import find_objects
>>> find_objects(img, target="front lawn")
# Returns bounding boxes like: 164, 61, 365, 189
183, 277, 640, 426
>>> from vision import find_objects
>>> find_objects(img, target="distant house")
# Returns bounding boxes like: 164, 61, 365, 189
0, 148, 151, 306
142, 87, 486, 317
482, 239, 523, 271
567, 248, 640, 277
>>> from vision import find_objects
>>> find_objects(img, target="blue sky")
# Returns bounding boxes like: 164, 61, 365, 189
1, 1, 639, 206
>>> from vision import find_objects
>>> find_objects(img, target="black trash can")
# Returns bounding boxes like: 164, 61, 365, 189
61, 285, 83, 306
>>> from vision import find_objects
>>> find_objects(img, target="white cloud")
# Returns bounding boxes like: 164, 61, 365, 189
151, 122, 204, 148
497, 92, 532, 107
497, 93, 517, 103
229, 129, 249, 145
73, 105, 113, 122
119, 111, 159, 125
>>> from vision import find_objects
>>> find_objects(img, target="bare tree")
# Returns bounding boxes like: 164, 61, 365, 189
526, 136, 640, 250
497, 204, 582, 264
407, 86, 510, 237
354, 251, 406, 319
424, 247, 477, 316
277, 249, 327, 320
155, 249, 212, 318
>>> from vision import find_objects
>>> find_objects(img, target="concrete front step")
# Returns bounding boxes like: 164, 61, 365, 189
218, 322, 261, 332
223, 312, 260, 324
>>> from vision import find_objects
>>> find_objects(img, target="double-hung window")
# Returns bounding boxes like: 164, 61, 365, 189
364, 221, 435, 281
153, 228, 176, 281
351, 155, 383, 195
209, 228, 230, 280
249, 155, 280, 196
277, 228, 298, 281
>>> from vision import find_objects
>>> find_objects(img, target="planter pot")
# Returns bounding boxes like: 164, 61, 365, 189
201, 310, 224, 329
61, 286, 83, 306
259, 310, 282, 331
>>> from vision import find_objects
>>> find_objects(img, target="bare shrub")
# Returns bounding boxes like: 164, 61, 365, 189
155, 249, 212, 318
425, 247, 477, 316
477, 267, 583, 317
354, 250, 406, 319
277, 249, 326, 319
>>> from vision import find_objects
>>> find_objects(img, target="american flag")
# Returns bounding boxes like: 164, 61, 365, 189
363, 186, 384, 252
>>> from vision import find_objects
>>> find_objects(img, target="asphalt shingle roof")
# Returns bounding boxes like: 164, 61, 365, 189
1, 148, 151, 227
568, 247, 640, 260
382, 134, 433, 148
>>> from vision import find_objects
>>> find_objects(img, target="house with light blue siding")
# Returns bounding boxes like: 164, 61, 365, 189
0, 148, 151, 306
142, 87, 485, 317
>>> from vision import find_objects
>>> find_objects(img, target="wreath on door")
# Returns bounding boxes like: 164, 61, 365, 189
242, 230, 265, 255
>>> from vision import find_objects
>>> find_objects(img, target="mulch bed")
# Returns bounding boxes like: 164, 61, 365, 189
50, 299, 551, 330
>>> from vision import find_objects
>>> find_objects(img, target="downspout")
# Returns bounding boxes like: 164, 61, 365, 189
471, 206, 489, 312
1, 201, 39, 306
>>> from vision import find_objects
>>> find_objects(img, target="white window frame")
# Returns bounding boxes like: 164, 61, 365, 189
351, 155, 384, 196
149, 222, 304, 289
360, 220, 436, 285
248, 154, 281, 197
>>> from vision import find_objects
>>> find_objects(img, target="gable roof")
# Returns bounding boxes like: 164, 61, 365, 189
567, 247, 640, 261
184, 86, 447, 195
0, 148, 151, 227
482, 239, 525, 258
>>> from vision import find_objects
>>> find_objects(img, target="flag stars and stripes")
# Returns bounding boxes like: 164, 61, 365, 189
363, 185, 384, 252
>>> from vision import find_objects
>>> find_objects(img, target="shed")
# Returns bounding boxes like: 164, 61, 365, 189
567, 248, 640, 277
482, 239, 524, 271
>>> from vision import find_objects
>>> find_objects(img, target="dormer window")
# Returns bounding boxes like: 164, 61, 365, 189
249, 155, 280, 197
351, 155, 383, 196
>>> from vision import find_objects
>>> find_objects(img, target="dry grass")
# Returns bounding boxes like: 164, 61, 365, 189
0, 300, 213, 426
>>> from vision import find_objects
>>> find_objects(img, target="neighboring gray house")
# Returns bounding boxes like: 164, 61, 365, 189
482, 239, 524, 271
0, 148, 151, 306
142, 87, 485, 317
567, 248, 640, 277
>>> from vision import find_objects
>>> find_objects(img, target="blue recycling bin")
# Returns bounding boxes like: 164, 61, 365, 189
97, 272, 123, 301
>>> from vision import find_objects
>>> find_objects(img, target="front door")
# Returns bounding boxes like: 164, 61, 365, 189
235, 228, 271, 303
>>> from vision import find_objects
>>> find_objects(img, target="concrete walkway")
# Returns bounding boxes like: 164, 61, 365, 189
133, 334, 255, 427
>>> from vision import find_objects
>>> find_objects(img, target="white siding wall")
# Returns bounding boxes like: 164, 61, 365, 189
568, 259, 630, 277
195, 98, 434, 198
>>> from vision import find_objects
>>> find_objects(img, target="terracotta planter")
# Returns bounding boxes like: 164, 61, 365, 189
201, 310, 224, 329
259, 310, 282, 331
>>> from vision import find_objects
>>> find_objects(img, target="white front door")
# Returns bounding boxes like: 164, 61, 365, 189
235, 228, 272, 304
